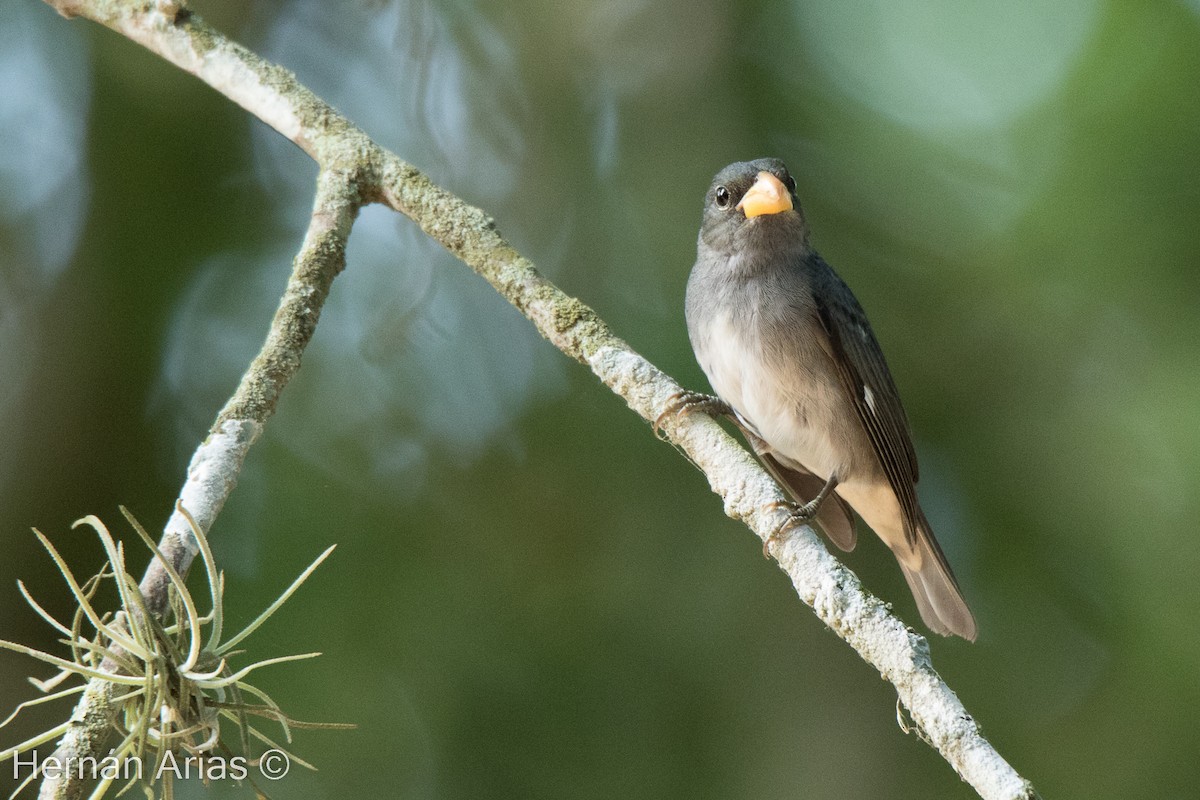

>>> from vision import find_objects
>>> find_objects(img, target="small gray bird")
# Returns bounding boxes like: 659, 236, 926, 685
682, 158, 977, 641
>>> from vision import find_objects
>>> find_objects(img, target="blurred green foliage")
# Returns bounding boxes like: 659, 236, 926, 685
2, 0, 1199, 798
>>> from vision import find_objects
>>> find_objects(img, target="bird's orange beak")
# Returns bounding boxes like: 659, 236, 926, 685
737, 171, 793, 218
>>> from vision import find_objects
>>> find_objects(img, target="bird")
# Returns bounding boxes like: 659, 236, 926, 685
677, 157, 977, 641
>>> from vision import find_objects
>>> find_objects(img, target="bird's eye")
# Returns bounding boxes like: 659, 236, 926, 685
784, 174, 796, 194
715, 186, 731, 208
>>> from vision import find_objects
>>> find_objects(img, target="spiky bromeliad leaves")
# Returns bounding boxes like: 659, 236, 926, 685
0, 504, 350, 798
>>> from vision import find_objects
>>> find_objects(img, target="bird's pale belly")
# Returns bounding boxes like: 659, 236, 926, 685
699, 312, 869, 483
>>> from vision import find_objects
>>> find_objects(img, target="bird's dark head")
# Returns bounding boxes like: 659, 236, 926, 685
699, 158, 810, 261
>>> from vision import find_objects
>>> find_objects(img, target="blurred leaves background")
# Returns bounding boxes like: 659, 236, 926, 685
2, 0, 1199, 797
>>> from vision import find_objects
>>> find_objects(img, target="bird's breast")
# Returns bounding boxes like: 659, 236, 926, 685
691, 301, 868, 482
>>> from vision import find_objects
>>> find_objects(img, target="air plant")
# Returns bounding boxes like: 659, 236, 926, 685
0, 503, 349, 798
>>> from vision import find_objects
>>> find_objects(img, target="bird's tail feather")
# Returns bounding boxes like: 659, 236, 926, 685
898, 511, 977, 641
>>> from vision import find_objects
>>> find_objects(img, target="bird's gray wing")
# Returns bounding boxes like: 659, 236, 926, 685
809, 253, 922, 547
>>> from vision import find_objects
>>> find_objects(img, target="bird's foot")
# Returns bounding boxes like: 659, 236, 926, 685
761, 499, 820, 557
653, 391, 733, 440
761, 474, 839, 558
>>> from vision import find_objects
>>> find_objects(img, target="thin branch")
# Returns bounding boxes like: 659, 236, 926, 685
35, 157, 359, 800
35, 2, 1039, 799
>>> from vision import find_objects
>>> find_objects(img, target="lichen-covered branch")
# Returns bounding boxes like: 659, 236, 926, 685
135, 167, 360, 618
35, 163, 358, 799
37, 2, 1038, 799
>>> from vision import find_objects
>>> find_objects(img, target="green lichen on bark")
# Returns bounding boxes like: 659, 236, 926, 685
177, 7, 219, 54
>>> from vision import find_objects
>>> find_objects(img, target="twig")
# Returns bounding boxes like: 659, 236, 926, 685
36, 2, 1040, 799
34, 148, 359, 800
